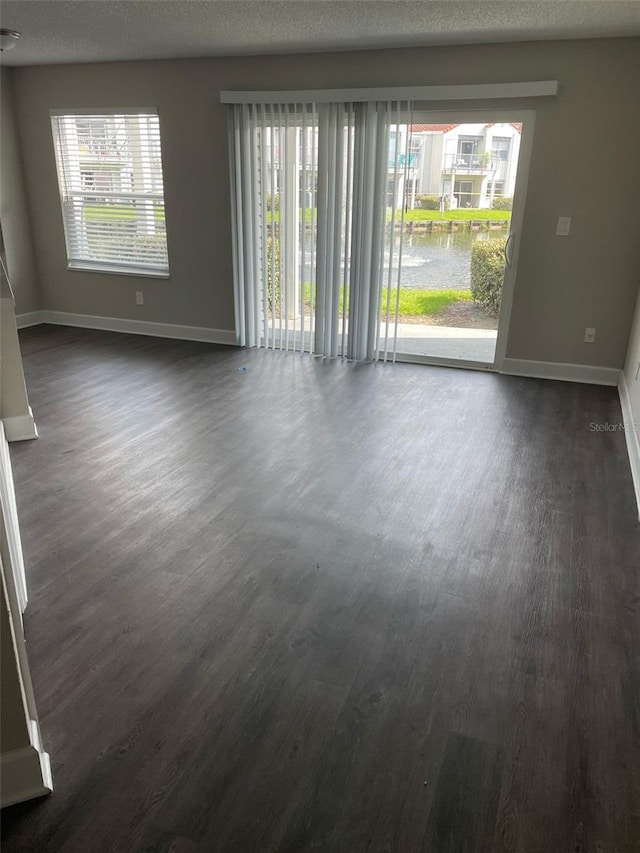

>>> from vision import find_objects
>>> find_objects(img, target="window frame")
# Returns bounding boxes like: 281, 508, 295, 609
50, 108, 170, 279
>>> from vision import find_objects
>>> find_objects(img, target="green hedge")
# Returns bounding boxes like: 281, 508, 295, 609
491, 196, 513, 211
266, 234, 280, 310
416, 194, 449, 211
470, 238, 506, 316
266, 193, 280, 212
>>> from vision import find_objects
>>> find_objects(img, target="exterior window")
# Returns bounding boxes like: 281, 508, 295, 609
50, 110, 169, 276
80, 170, 95, 190
456, 136, 482, 168
454, 179, 475, 207
491, 137, 511, 161
490, 137, 511, 179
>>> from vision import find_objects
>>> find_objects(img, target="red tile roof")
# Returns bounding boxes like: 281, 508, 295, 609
485, 122, 523, 133
410, 123, 457, 133
411, 122, 522, 134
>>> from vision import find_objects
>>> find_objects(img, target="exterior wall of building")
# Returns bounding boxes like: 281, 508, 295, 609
411, 121, 521, 209
417, 134, 443, 196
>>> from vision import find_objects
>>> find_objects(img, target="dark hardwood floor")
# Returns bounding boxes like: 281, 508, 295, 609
2, 324, 639, 853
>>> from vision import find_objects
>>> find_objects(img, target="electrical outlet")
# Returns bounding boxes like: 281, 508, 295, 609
135, 291, 144, 306
584, 327, 596, 343
556, 216, 572, 236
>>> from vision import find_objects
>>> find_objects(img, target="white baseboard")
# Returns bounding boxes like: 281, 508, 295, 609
15, 311, 47, 329
16, 310, 237, 347
2, 408, 38, 443
16, 315, 625, 389
0, 720, 53, 808
618, 373, 640, 520
501, 358, 621, 386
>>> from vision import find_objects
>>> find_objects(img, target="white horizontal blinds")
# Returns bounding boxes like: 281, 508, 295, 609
50, 111, 168, 274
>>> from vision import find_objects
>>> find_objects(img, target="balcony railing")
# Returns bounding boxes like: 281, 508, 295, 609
78, 139, 126, 159
443, 153, 504, 173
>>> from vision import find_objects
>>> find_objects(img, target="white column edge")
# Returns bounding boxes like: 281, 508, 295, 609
618, 372, 640, 520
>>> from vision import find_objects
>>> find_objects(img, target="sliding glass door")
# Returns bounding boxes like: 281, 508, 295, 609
228, 103, 534, 371
385, 111, 535, 368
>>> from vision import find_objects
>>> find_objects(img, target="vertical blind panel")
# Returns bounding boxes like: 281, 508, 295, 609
228, 99, 413, 360
238, 103, 322, 354
51, 112, 169, 273
380, 101, 413, 363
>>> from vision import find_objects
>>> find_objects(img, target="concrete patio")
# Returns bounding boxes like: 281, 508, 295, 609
263, 320, 498, 363
391, 322, 497, 362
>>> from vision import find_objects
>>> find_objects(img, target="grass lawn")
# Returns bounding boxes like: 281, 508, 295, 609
298, 284, 471, 318
84, 205, 165, 223
402, 208, 511, 222
265, 207, 510, 224
83, 204, 507, 227
386, 288, 472, 316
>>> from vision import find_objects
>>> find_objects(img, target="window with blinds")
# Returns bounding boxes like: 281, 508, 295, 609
50, 110, 169, 276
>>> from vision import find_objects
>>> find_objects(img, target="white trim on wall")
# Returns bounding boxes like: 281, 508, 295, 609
221, 81, 559, 104
492, 111, 536, 371
14, 311, 47, 329
618, 372, 640, 519
501, 358, 621, 386
2, 408, 38, 443
16, 311, 237, 346
17, 316, 625, 388
0, 720, 53, 809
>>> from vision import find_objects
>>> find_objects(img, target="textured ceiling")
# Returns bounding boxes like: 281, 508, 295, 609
1, 0, 639, 66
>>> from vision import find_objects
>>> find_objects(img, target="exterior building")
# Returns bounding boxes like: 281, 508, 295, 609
62, 115, 160, 196
398, 122, 521, 209
261, 120, 520, 212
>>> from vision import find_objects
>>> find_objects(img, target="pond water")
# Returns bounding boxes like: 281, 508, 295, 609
383, 228, 507, 291
300, 225, 509, 291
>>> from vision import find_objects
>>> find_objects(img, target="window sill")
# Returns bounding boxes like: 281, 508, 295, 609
67, 263, 170, 280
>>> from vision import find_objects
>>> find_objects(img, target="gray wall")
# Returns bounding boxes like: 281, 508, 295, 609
9, 37, 640, 367
0, 69, 41, 315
